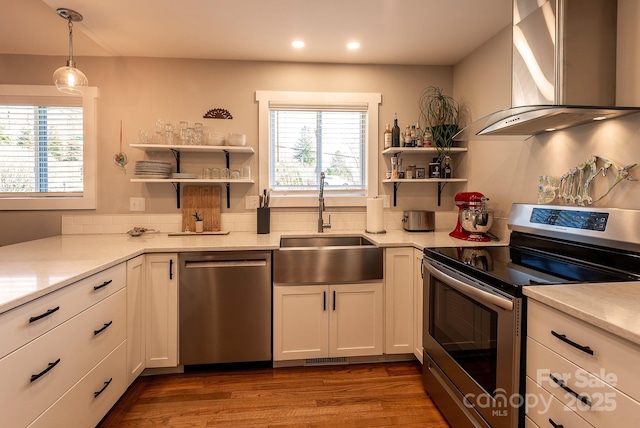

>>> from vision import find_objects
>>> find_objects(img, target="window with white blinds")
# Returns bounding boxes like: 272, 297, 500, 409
270, 109, 366, 192
0, 104, 84, 194
256, 91, 381, 207
0, 85, 97, 210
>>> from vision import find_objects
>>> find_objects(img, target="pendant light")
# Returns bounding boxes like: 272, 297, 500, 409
52, 8, 88, 95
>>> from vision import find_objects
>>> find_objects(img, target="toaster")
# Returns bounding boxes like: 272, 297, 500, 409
402, 210, 435, 232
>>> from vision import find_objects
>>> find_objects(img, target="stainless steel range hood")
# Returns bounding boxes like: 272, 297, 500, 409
460, 0, 640, 139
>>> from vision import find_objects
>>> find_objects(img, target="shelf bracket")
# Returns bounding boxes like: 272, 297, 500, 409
224, 150, 231, 208
171, 182, 181, 208
170, 149, 182, 208
437, 181, 447, 206
392, 182, 400, 207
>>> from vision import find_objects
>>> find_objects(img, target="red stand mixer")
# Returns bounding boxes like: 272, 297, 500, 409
450, 192, 493, 242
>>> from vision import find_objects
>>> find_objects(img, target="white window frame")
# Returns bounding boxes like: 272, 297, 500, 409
0, 85, 98, 210
256, 90, 381, 208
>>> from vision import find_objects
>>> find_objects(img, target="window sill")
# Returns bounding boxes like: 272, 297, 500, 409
267, 195, 369, 208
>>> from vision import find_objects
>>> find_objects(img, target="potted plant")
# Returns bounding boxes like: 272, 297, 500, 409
419, 86, 460, 162
193, 211, 204, 233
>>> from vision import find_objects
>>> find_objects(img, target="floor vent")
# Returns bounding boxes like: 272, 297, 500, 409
304, 357, 348, 366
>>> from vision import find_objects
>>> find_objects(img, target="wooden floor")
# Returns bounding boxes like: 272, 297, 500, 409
98, 361, 450, 427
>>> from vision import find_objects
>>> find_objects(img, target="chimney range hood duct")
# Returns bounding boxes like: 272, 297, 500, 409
459, 0, 640, 139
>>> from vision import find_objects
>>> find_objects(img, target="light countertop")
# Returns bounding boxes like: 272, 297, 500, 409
0, 229, 505, 314
524, 283, 640, 347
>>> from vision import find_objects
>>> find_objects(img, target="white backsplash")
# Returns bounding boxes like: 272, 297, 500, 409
62, 210, 461, 235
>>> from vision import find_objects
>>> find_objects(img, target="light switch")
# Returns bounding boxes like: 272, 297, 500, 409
130, 197, 146, 212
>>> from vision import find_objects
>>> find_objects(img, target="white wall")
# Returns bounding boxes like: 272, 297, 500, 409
452, 1, 640, 239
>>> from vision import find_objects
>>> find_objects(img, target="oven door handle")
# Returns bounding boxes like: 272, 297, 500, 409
424, 261, 513, 311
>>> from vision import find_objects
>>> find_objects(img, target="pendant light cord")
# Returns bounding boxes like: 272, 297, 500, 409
67, 19, 76, 68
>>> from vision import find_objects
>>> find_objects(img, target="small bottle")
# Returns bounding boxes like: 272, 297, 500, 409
392, 114, 400, 147
410, 125, 417, 147
384, 123, 392, 149
443, 156, 452, 178
415, 123, 423, 147
423, 127, 433, 146
428, 157, 441, 178
404, 125, 411, 147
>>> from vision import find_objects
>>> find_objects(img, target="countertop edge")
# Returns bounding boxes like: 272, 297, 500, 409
524, 284, 640, 347
0, 230, 506, 315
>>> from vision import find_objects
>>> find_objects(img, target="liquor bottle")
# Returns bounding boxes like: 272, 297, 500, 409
404, 125, 411, 147
423, 127, 433, 146
392, 114, 400, 147
384, 123, 392, 149
443, 156, 452, 178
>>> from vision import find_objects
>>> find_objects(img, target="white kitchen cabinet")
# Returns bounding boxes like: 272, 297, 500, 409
384, 247, 414, 355
412, 248, 424, 363
145, 253, 178, 368
0, 264, 126, 428
273, 283, 383, 361
526, 299, 640, 427
381, 147, 467, 206
126, 255, 145, 384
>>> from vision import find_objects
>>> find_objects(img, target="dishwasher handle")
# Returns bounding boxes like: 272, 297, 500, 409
184, 260, 268, 269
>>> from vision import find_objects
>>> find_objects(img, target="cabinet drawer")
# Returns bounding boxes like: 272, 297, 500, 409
528, 300, 640, 400
0, 289, 126, 428
526, 376, 593, 428
527, 337, 640, 427
0, 263, 125, 359
29, 341, 127, 428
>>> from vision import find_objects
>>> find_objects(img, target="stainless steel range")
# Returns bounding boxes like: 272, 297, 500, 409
422, 203, 640, 428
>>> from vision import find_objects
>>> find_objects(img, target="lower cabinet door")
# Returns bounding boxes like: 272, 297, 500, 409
273, 285, 328, 361
29, 342, 127, 428
330, 282, 383, 357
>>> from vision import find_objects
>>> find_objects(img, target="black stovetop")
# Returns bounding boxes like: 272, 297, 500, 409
424, 231, 640, 297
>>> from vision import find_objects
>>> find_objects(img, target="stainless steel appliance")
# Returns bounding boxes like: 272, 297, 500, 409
179, 251, 272, 365
402, 210, 435, 232
423, 203, 640, 428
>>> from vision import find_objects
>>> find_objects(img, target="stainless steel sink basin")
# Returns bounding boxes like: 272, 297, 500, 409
275, 235, 383, 284
279, 235, 375, 248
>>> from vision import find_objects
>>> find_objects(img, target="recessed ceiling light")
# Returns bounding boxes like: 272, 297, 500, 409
593, 116, 607, 121
292, 40, 305, 49
347, 41, 360, 50
545, 128, 557, 132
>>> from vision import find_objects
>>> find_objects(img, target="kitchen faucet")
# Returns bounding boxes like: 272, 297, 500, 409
318, 172, 331, 233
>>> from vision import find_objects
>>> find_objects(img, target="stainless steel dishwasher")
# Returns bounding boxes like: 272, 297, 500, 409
179, 251, 272, 365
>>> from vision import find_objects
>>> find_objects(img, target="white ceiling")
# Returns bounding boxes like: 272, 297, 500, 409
3, 0, 511, 66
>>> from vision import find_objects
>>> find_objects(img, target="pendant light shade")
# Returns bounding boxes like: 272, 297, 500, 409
53, 8, 88, 95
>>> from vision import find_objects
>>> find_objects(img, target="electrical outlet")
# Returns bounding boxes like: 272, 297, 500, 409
245, 195, 260, 210
381, 195, 390, 208
130, 197, 146, 212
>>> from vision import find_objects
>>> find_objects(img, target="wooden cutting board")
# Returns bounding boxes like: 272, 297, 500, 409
181, 186, 221, 232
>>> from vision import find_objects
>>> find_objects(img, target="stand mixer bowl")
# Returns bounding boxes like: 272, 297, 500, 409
460, 208, 493, 241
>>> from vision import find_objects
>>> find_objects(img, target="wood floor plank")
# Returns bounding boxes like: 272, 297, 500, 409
98, 361, 449, 427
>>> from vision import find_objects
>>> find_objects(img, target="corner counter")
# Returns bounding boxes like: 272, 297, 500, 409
0, 229, 506, 314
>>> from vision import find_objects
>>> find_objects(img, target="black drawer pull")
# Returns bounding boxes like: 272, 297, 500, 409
551, 330, 594, 355
94, 320, 113, 335
30, 358, 61, 382
549, 374, 592, 407
548, 418, 564, 428
93, 279, 113, 291
29, 306, 60, 323
94, 377, 113, 398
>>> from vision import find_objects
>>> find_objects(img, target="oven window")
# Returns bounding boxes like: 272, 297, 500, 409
430, 278, 498, 394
